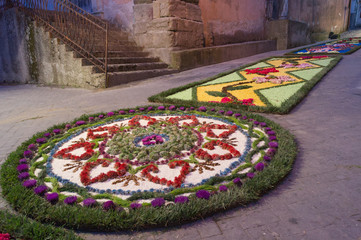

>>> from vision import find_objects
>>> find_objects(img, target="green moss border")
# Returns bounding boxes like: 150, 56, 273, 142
0, 105, 297, 231
285, 39, 361, 56
0, 210, 83, 240
148, 56, 342, 114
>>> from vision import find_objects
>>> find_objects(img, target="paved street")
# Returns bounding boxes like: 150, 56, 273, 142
0, 41, 360, 239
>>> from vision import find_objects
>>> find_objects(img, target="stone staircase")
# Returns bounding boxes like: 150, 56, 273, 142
41, 11, 177, 87
72, 22, 177, 87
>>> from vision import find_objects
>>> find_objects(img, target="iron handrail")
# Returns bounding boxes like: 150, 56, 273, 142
2, 0, 109, 85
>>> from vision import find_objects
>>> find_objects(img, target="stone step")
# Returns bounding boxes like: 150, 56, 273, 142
92, 45, 143, 52
74, 51, 150, 58
103, 62, 169, 73
108, 69, 178, 87
82, 57, 160, 66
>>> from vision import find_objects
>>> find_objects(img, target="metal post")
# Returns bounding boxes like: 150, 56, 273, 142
105, 22, 108, 88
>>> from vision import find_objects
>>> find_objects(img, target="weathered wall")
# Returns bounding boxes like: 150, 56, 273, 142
133, 0, 204, 64
266, 19, 311, 50
0, 9, 31, 83
0, 8, 105, 88
198, 0, 267, 46
92, 0, 134, 31
33, 26, 105, 88
288, 0, 351, 39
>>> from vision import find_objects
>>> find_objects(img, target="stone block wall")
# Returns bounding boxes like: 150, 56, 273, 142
0, 8, 105, 88
266, 19, 311, 50
133, 0, 204, 64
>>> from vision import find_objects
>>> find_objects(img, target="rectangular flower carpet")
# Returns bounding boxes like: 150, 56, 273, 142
149, 56, 342, 114
287, 37, 361, 55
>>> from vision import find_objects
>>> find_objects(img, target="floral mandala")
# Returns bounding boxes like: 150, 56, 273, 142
3, 105, 297, 230
48, 113, 252, 195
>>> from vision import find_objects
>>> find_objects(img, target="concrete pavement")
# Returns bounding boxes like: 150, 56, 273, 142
0, 41, 361, 239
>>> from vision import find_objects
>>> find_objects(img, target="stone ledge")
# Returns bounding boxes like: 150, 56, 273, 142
170, 40, 277, 70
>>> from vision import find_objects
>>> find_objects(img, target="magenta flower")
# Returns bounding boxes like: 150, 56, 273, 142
151, 198, 165, 207
64, 196, 77, 205
17, 164, 29, 172
103, 200, 116, 211
264, 155, 271, 161
99, 114, 104, 118
158, 106, 165, 110
242, 116, 248, 120
234, 113, 241, 118
65, 124, 72, 129
210, 108, 216, 112
139, 107, 145, 111
267, 148, 277, 156
218, 110, 225, 114
169, 105, 176, 111
34, 185, 48, 195
255, 162, 265, 171
247, 172, 255, 179
76, 121, 85, 126
179, 107, 186, 111
174, 196, 189, 204
219, 185, 228, 192
198, 106, 207, 112
269, 136, 277, 141
19, 158, 27, 164
107, 112, 115, 117
196, 190, 211, 200
23, 179, 37, 188
130, 202, 142, 209
36, 138, 47, 144
46, 192, 59, 204
269, 142, 278, 148
28, 144, 37, 151
129, 109, 135, 113
265, 127, 272, 131
267, 131, 276, 135
18, 172, 30, 180
147, 106, 154, 111
88, 117, 94, 122
23, 150, 33, 159
53, 129, 61, 134
225, 111, 233, 116
44, 133, 51, 138
254, 121, 259, 125
190, 107, 195, 110
83, 198, 97, 207
233, 177, 243, 187
119, 110, 126, 115
260, 122, 267, 127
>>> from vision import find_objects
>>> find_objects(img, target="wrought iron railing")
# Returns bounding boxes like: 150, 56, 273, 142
6, 0, 109, 85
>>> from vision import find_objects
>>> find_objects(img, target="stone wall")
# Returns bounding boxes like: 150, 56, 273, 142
92, 0, 134, 31
33, 27, 105, 88
288, 0, 351, 41
133, 0, 204, 64
0, 8, 105, 88
266, 19, 311, 50
198, 0, 267, 46
0, 8, 31, 83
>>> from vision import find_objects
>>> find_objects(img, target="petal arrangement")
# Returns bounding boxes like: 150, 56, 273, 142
14, 105, 280, 215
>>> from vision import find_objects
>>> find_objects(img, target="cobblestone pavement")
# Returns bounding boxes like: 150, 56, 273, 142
1, 41, 361, 240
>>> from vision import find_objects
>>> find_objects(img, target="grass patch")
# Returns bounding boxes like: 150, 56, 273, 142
0, 210, 82, 240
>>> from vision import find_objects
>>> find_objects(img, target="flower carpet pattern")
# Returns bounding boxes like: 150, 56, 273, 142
150, 56, 341, 113
0, 105, 297, 230
288, 37, 361, 55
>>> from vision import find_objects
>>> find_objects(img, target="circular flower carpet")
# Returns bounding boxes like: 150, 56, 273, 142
0, 105, 296, 231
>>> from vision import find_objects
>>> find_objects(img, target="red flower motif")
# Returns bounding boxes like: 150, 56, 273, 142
54, 142, 95, 160
80, 159, 127, 186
